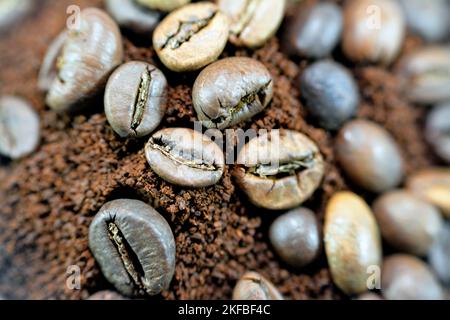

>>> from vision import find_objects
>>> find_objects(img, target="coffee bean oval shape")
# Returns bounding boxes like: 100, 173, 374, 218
153, 2, 229, 72
232, 271, 283, 300
429, 223, 450, 289
425, 103, 450, 163
269, 207, 321, 268
145, 128, 225, 188
382, 254, 444, 300
300, 60, 359, 130
38, 8, 123, 113
373, 190, 443, 256
193, 57, 273, 130
218, 0, 286, 48
324, 192, 382, 295
89, 199, 176, 297
136, 0, 190, 12
336, 120, 404, 193
343, 0, 405, 65
234, 130, 324, 210
87, 290, 128, 300
0, 96, 40, 159
105, 61, 167, 138
0, 0, 33, 31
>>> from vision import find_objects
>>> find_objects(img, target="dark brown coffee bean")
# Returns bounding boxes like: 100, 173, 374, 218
336, 120, 404, 193
145, 128, 225, 188
87, 290, 128, 300
425, 103, 450, 163
269, 207, 321, 268
0, 0, 32, 31
153, 2, 229, 72
234, 130, 324, 210
429, 223, 450, 290
193, 57, 273, 130
89, 199, 176, 297
136, 0, 190, 12
105, 61, 167, 138
232, 272, 283, 300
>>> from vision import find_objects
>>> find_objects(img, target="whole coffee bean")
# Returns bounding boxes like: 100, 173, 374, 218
0, 0, 32, 31
342, 0, 405, 65
89, 199, 176, 297
0, 96, 40, 159
356, 292, 383, 300
232, 272, 283, 300
193, 57, 273, 130
425, 103, 450, 163
218, 0, 286, 48
87, 290, 128, 300
429, 223, 450, 289
373, 190, 443, 256
300, 60, 359, 130
105, 61, 167, 138
136, 0, 190, 12
269, 207, 321, 268
382, 254, 444, 300
283, 2, 342, 59
324, 192, 382, 295
153, 2, 229, 72
397, 46, 450, 104
145, 128, 225, 188
336, 120, 404, 193
38, 8, 123, 113
234, 130, 324, 210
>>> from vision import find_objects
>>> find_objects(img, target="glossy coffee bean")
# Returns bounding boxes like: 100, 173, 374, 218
336, 120, 404, 193
382, 254, 444, 300
300, 60, 359, 130
0, 0, 32, 31
425, 103, 450, 163
136, 0, 190, 12
283, 2, 342, 59
0, 96, 40, 159
38, 8, 123, 113
343, 0, 405, 65
429, 223, 450, 289
269, 207, 321, 268
87, 290, 127, 300
105, 61, 167, 138
145, 128, 225, 188
153, 2, 229, 72
234, 130, 324, 210
373, 190, 443, 256
218, 0, 286, 48
193, 57, 273, 130
232, 272, 283, 300
89, 199, 176, 297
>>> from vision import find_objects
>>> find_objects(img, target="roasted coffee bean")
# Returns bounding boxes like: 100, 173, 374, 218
324, 192, 382, 295
136, 0, 190, 12
283, 2, 342, 59
234, 130, 324, 210
0, 96, 40, 159
397, 46, 450, 104
373, 190, 443, 256
300, 60, 359, 130
153, 2, 229, 72
89, 199, 176, 297
269, 207, 321, 268
425, 103, 450, 163
105, 61, 167, 138
429, 223, 450, 289
0, 0, 32, 31
87, 290, 128, 300
218, 0, 286, 48
356, 293, 383, 300
145, 128, 225, 187
38, 8, 123, 113
343, 0, 405, 65
382, 254, 445, 300
407, 168, 450, 219
232, 272, 283, 300
336, 120, 404, 193
193, 57, 273, 130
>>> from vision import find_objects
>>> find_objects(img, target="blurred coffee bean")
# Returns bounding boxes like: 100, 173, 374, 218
324, 192, 382, 295
234, 130, 324, 210
300, 60, 359, 130
336, 120, 404, 193
87, 290, 128, 300
0, 0, 32, 31
283, 2, 342, 59
232, 272, 283, 300
373, 190, 443, 256
429, 223, 450, 289
218, 0, 286, 48
153, 2, 229, 72
136, 0, 190, 12
0, 96, 40, 159
356, 292, 383, 300
89, 199, 176, 297
342, 0, 405, 65
382, 254, 444, 300
425, 102, 450, 163
269, 207, 321, 268
193, 57, 273, 130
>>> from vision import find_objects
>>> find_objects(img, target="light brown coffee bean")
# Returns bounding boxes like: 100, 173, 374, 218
425, 102, 450, 163
232, 271, 283, 300
429, 223, 450, 289
136, 0, 190, 12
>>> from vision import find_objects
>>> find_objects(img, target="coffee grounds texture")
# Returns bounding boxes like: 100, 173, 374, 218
0, 0, 439, 300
